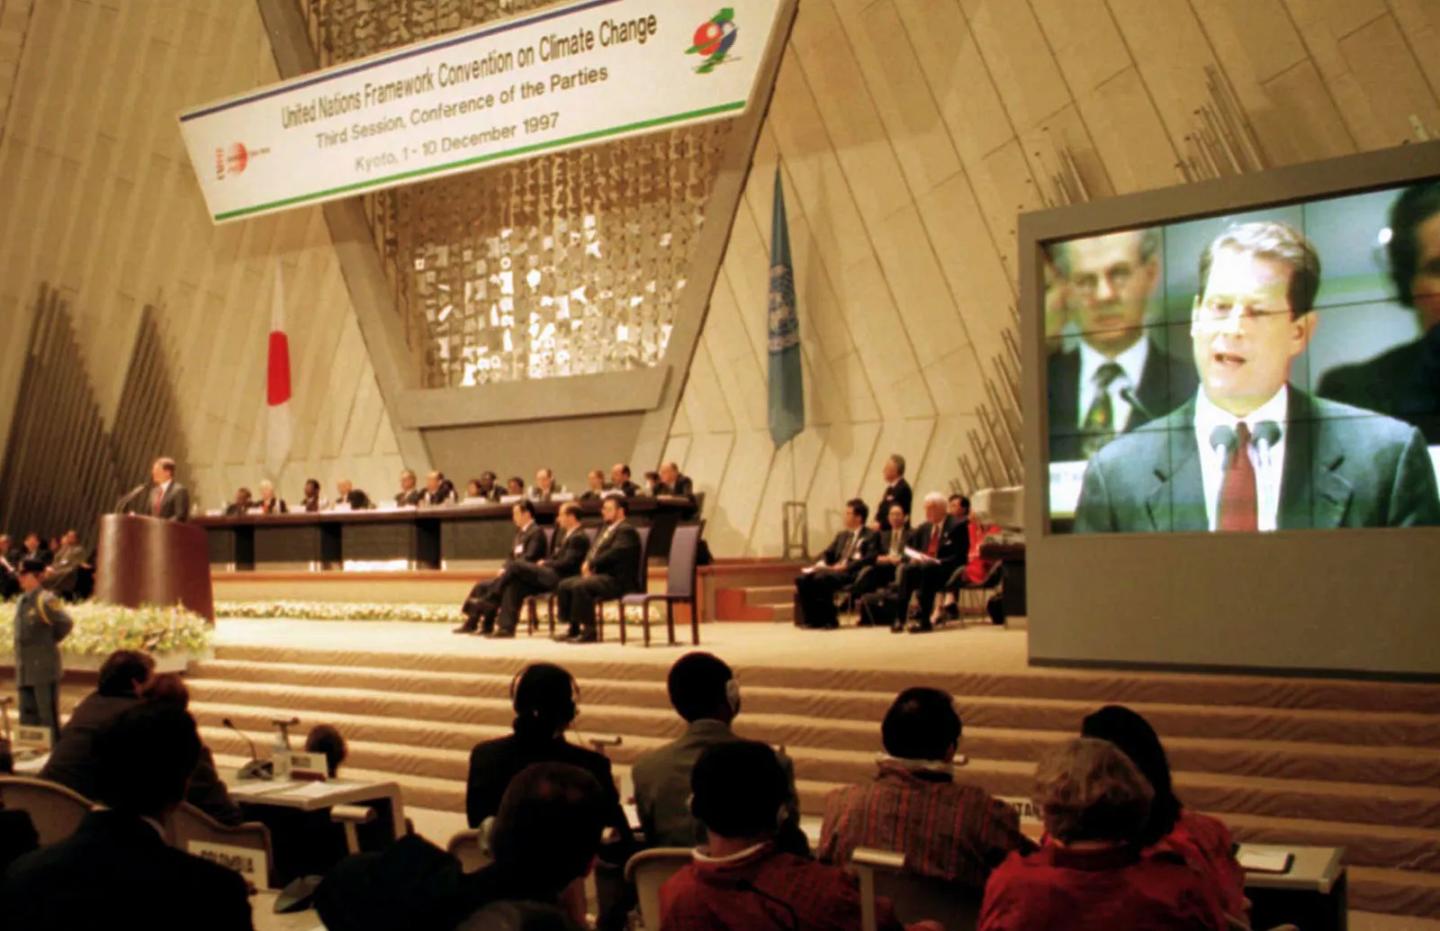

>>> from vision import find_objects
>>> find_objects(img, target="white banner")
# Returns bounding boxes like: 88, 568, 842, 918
178, 0, 785, 224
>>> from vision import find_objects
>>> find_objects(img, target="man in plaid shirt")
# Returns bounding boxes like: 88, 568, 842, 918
818, 687, 1030, 887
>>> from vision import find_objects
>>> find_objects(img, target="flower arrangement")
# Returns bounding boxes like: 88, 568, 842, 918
214, 601, 462, 623
0, 602, 212, 659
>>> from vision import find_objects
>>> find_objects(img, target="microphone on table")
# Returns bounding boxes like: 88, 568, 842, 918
271, 716, 301, 750
223, 717, 273, 781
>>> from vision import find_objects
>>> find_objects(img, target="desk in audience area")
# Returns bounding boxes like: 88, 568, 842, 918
196, 496, 698, 570
1241, 843, 1347, 931
229, 777, 407, 841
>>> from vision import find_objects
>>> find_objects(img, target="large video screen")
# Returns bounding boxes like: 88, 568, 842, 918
1045, 179, 1440, 534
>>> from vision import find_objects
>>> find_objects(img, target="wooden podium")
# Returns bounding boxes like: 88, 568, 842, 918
95, 514, 215, 623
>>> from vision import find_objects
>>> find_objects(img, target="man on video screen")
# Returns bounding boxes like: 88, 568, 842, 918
1047, 230, 1198, 461
1319, 182, 1440, 441
1074, 220, 1440, 533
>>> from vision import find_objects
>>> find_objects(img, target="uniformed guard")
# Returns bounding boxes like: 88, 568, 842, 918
13, 558, 74, 741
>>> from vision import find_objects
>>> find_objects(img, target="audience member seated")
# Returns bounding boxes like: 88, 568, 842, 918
316, 762, 607, 931
896, 492, 969, 634
938, 495, 971, 618
467, 471, 502, 503
300, 477, 327, 512
464, 663, 630, 846
661, 740, 938, 931
305, 724, 349, 777
256, 479, 287, 514
42, 529, 92, 601
224, 487, 254, 516
456, 500, 548, 635
529, 467, 565, 502
0, 703, 254, 931
423, 470, 458, 506
819, 687, 1027, 886
1082, 705, 1248, 924
873, 453, 913, 531
978, 738, 1226, 931
657, 461, 694, 498
609, 463, 639, 497
555, 496, 641, 643
141, 674, 244, 825
395, 468, 423, 507
579, 468, 609, 501
853, 503, 911, 623
632, 652, 808, 854
333, 478, 372, 510
642, 470, 662, 495
942, 504, 1002, 620
18, 532, 52, 567
793, 498, 878, 629
505, 475, 526, 497
42, 649, 156, 798
0, 534, 19, 599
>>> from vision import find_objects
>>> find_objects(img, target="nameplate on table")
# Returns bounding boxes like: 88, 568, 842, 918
14, 726, 52, 752
189, 841, 266, 880
274, 750, 327, 782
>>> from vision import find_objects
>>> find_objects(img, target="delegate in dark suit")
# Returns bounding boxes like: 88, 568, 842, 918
1073, 390, 1440, 532
1047, 340, 1199, 461
458, 520, 549, 634
895, 515, 969, 627
0, 809, 253, 931
491, 523, 590, 636
1318, 324, 1440, 444
849, 525, 911, 605
556, 519, 642, 641
126, 480, 191, 521
794, 527, 879, 630
465, 733, 629, 839
875, 478, 912, 528
657, 474, 694, 497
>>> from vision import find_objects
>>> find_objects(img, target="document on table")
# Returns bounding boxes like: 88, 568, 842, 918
275, 781, 354, 801
229, 780, 304, 799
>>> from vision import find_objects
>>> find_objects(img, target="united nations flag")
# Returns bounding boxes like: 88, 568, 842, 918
768, 168, 804, 448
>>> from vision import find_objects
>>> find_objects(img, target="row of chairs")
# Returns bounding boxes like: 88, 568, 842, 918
518, 522, 705, 647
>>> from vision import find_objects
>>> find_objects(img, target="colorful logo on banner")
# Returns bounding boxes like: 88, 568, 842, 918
686, 7, 738, 74
214, 142, 270, 180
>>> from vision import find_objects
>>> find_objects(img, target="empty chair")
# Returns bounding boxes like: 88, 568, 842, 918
620, 523, 703, 647
624, 847, 693, 931
852, 846, 980, 931
0, 776, 96, 846
164, 801, 276, 890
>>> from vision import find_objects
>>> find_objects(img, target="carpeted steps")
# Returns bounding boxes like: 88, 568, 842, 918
23, 642, 1440, 919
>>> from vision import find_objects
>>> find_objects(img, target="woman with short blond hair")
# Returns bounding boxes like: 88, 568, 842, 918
979, 738, 1225, 931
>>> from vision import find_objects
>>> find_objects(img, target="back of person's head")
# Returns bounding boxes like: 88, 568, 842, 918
1081, 704, 1179, 845
666, 651, 737, 724
97, 649, 156, 697
94, 702, 201, 817
881, 687, 961, 762
141, 673, 190, 709
305, 724, 349, 778
512, 664, 577, 740
491, 763, 605, 891
1035, 737, 1154, 846
691, 740, 787, 841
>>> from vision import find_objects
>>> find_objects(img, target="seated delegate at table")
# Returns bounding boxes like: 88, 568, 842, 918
256, 480, 287, 515
422, 470, 458, 506
504, 475, 526, 497
793, 499, 878, 630
578, 469, 609, 502
529, 467, 566, 503
467, 472, 501, 503
333, 478, 373, 510
300, 478, 328, 512
223, 488, 253, 516
609, 463, 639, 497
395, 468, 423, 507
656, 461, 694, 498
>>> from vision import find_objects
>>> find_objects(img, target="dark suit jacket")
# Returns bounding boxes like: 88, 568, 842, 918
546, 526, 591, 578
909, 516, 968, 570
144, 482, 191, 521
587, 521, 643, 593
658, 475, 695, 497
257, 497, 287, 515
875, 479, 912, 525
508, 523, 548, 566
1073, 389, 1440, 532
877, 527, 911, 560
395, 488, 423, 507
0, 810, 253, 931
1048, 339, 1200, 461
1318, 325, 1440, 444
821, 528, 880, 578
614, 480, 640, 497
464, 733, 630, 840
423, 481, 457, 506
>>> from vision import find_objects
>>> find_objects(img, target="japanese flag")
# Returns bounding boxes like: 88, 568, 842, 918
266, 264, 292, 479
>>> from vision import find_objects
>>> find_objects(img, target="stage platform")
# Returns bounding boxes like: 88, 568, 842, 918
14, 614, 1440, 922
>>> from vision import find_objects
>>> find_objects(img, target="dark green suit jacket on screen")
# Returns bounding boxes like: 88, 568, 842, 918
1072, 388, 1440, 533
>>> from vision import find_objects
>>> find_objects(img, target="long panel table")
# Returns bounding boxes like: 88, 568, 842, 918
195, 496, 698, 571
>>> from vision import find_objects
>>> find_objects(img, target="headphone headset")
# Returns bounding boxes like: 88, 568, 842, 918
510, 664, 580, 727
724, 678, 741, 715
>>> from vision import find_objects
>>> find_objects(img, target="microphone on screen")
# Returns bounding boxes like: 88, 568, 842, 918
1253, 420, 1282, 456
223, 717, 273, 781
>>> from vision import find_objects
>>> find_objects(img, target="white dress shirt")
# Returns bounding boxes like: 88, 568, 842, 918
1078, 337, 1150, 432
1193, 385, 1289, 532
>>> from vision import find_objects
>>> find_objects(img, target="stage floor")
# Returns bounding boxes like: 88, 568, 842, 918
213, 616, 1032, 674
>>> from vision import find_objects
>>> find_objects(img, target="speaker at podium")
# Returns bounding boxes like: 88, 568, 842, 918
94, 514, 215, 623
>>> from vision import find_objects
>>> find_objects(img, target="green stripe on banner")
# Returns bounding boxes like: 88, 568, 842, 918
213, 100, 748, 221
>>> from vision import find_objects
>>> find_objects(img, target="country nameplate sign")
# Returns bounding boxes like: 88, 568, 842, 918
179, 0, 787, 224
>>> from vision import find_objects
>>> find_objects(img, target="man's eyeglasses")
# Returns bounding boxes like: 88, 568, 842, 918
1195, 298, 1292, 326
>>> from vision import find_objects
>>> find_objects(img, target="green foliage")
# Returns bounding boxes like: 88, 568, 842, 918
0, 601, 212, 658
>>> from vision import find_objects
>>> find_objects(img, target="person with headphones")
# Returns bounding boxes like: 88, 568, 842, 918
464, 663, 631, 845
631, 652, 808, 856
660, 741, 942, 931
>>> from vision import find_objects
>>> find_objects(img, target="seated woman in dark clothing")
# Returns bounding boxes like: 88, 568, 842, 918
465, 663, 631, 844
1082, 705, 1249, 924
979, 738, 1226, 931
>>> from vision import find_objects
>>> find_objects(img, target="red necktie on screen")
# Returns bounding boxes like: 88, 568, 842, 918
1217, 422, 1258, 532
151, 486, 165, 516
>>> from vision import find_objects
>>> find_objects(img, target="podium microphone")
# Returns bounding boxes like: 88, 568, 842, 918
223, 717, 274, 780
114, 484, 147, 514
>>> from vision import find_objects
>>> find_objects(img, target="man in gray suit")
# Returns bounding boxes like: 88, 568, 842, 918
13, 559, 74, 740
1075, 220, 1440, 533
122, 457, 191, 521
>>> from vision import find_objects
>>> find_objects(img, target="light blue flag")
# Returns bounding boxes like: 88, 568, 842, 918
768, 168, 804, 447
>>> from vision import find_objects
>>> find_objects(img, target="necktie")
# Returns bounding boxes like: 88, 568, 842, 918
1080, 362, 1125, 457
151, 486, 165, 516
1218, 422, 1258, 532
890, 532, 903, 557
838, 531, 855, 564
926, 524, 941, 557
